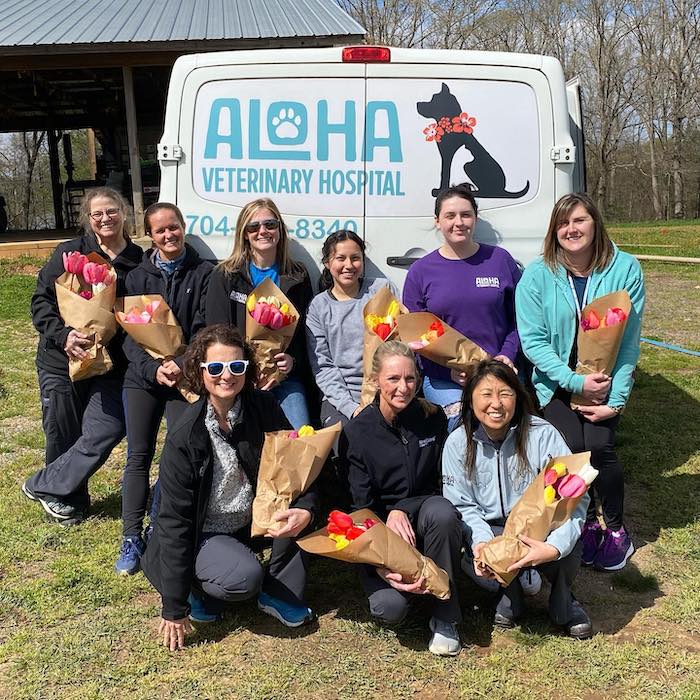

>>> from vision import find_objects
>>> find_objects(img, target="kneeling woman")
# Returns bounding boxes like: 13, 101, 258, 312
338, 341, 463, 656
141, 325, 316, 651
442, 360, 592, 638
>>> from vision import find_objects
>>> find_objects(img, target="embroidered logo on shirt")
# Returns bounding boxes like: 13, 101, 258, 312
442, 474, 455, 486
476, 276, 500, 288
419, 436, 436, 448
186, 287, 192, 294
231, 291, 247, 304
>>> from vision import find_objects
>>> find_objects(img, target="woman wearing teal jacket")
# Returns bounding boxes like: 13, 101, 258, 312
516, 193, 645, 572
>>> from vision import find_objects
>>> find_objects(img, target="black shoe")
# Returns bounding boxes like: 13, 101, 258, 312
493, 611, 516, 629
564, 601, 593, 640
22, 481, 77, 521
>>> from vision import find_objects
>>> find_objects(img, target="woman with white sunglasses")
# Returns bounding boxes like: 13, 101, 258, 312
205, 198, 314, 429
140, 324, 316, 651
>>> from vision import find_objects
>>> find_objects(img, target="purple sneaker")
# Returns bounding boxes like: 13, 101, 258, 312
594, 526, 634, 571
580, 521, 604, 566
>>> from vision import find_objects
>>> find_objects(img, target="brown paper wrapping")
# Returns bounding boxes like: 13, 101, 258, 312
475, 452, 593, 586
298, 508, 451, 600
359, 287, 408, 406
251, 422, 341, 536
245, 278, 299, 386
396, 312, 490, 373
571, 290, 632, 406
115, 294, 198, 403
55, 252, 117, 382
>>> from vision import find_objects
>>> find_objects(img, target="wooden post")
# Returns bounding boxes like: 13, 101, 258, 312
46, 129, 65, 230
122, 66, 145, 238
86, 128, 97, 180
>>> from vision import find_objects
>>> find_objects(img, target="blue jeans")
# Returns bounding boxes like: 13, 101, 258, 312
272, 375, 310, 430
422, 375, 463, 433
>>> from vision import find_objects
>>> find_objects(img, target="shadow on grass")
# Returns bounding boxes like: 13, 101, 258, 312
90, 490, 122, 520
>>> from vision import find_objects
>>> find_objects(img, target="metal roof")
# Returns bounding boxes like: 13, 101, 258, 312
0, 0, 365, 49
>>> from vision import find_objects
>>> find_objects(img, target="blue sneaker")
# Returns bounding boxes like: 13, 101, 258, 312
257, 591, 313, 628
114, 536, 145, 576
188, 591, 223, 623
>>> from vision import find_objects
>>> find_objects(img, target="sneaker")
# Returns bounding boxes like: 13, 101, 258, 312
580, 521, 604, 565
21, 481, 76, 521
188, 592, 223, 623
114, 536, 145, 576
257, 591, 312, 628
594, 526, 634, 571
519, 568, 542, 596
428, 616, 461, 656
493, 610, 516, 629
564, 600, 593, 640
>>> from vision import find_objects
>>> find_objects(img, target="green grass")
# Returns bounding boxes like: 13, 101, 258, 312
0, 230, 699, 699
609, 219, 700, 259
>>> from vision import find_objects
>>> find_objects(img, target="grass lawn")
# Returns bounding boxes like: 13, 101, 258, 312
0, 236, 699, 699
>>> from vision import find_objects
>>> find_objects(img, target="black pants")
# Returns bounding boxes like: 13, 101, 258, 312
544, 394, 624, 530
122, 385, 189, 538
27, 368, 125, 508
195, 528, 310, 607
360, 496, 463, 625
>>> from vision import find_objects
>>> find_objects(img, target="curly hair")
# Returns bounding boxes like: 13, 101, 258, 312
182, 324, 258, 397
78, 186, 134, 239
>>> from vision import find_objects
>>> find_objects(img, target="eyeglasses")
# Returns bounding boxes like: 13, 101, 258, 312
89, 208, 120, 221
200, 360, 249, 377
244, 219, 280, 234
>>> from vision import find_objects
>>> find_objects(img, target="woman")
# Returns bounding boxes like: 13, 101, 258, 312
515, 193, 645, 571
403, 183, 521, 432
115, 203, 213, 575
140, 325, 316, 651
306, 230, 398, 427
205, 198, 313, 429
338, 341, 462, 656
442, 360, 592, 639
22, 187, 143, 525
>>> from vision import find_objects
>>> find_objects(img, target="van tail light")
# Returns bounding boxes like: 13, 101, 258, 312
342, 46, 391, 63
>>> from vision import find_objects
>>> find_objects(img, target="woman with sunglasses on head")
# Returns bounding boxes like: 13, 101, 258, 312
305, 230, 398, 428
515, 193, 644, 572
115, 202, 213, 575
23, 187, 143, 526
402, 183, 522, 433
140, 324, 316, 651
442, 360, 592, 639
205, 198, 313, 429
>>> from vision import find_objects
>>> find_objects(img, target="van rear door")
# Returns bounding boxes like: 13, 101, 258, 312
566, 76, 586, 193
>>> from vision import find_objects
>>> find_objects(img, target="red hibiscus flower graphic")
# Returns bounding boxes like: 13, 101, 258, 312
438, 116, 453, 133
423, 123, 445, 142
452, 112, 477, 134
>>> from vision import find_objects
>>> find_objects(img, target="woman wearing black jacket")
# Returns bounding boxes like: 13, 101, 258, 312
140, 324, 316, 651
115, 203, 213, 575
205, 197, 314, 429
22, 187, 142, 525
338, 341, 463, 656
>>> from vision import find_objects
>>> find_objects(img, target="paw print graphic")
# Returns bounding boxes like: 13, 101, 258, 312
271, 107, 302, 140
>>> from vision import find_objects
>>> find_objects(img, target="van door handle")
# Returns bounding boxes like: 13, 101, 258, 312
387, 256, 421, 267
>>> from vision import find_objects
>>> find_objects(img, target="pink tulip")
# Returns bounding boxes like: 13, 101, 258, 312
604, 307, 627, 327
78, 290, 93, 300
63, 251, 88, 275
82, 262, 109, 285
269, 308, 284, 330
557, 473, 587, 498
145, 300, 161, 316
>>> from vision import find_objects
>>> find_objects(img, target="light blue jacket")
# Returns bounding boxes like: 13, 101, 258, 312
515, 245, 645, 409
442, 416, 588, 559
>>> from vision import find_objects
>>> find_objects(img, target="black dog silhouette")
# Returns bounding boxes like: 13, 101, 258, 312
417, 83, 530, 199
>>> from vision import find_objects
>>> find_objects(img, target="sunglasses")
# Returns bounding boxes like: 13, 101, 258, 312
244, 219, 280, 234
200, 360, 249, 377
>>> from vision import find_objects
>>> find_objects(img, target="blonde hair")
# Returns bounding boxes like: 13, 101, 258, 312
218, 198, 293, 276
542, 193, 613, 273
78, 187, 134, 240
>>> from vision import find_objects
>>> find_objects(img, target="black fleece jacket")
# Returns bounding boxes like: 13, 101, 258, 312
122, 244, 213, 389
31, 232, 143, 376
140, 389, 318, 621
339, 398, 448, 522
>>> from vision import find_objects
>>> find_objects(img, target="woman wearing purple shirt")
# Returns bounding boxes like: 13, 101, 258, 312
403, 183, 521, 431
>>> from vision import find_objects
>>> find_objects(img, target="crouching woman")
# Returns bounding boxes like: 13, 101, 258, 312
140, 324, 315, 650
442, 360, 593, 639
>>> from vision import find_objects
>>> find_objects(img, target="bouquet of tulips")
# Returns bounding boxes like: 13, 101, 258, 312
251, 422, 341, 536
115, 294, 197, 402
397, 311, 489, 373
55, 251, 118, 381
475, 452, 597, 586
298, 508, 451, 600
245, 278, 299, 386
571, 290, 632, 406
359, 286, 406, 406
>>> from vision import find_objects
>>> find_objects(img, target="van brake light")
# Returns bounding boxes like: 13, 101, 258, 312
342, 46, 391, 63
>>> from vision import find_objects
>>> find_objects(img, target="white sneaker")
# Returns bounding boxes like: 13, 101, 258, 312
519, 568, 542, 596
428, 616, 461, 656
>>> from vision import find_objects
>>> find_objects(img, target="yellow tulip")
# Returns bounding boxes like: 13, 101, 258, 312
386, 300, 399, 318
246, 294, 257, 312
298, 425, 315, 437
280, 303, 289, 314
551, 462, 568, 477
544, 485, 557, 504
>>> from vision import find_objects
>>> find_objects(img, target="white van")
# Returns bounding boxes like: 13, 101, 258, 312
158, 46, 584, 287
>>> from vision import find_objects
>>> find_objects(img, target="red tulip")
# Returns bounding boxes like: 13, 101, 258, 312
345, 526, 366, 540
374, 322, 392, 340
580, 310, 600, 331
328, 510, 354, 534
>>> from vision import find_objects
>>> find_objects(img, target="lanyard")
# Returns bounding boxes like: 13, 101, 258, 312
567, 274, 591, 322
